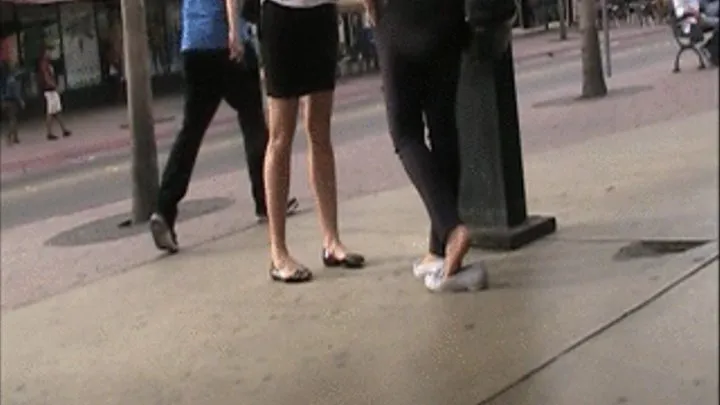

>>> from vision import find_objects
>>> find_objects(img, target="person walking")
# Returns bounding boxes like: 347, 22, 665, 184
260, 0, 365, 283
364, 0, 487, 292
149, 0, 298, 254
37, 48, 72, 141
0, 60, 25, 146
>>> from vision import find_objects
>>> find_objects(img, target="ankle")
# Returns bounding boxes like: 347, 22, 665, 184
422, 253, 443, 263
322, 236, 342, 251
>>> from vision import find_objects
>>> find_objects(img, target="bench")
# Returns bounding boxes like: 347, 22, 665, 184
669, 4, 711, 72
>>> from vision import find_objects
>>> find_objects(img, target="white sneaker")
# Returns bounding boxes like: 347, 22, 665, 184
424, 262, 489, 292
412, 258, 444, 279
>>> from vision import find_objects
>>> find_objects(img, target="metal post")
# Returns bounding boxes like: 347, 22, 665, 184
456, 40, 557, 250
120, 0, 160, 223
601, 0, 612, 77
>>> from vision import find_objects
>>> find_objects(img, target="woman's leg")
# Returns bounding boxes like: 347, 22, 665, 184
264, 95, 302, 271
424, 49, 464, 262
378, 40, 467, 278
302, 90, 347, 256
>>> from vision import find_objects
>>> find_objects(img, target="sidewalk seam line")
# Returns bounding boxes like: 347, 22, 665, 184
475, 251, 719, 405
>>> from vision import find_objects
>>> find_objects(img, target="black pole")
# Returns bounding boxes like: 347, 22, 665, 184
456, 39, 557, 250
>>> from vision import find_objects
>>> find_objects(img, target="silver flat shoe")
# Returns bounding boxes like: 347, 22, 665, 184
412, 258, 444, 279
424, 262, 489, 292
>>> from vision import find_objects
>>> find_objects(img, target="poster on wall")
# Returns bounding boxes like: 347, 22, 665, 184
60, 2, 102, 89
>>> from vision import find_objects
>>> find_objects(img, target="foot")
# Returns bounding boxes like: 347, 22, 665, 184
47, 133, 58, 141
425, 262, 489, 292
62, 130, 72, 137
322, 243, 365, 269
442, 225, 471, 280
257, 197, 300, 223
412, 254, 444, 279
270, 255, 312, 282
149, 213, 179, 254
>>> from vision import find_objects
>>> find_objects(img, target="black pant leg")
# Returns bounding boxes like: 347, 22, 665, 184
222, 45, 269, 216
423, 49, 463, 256
378, 39, 462, 256
157, 50, 223, 227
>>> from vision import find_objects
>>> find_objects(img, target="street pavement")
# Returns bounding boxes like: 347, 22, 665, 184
0, 30, 687, 231
1, 110, 717, 405
1, 30, 717, 311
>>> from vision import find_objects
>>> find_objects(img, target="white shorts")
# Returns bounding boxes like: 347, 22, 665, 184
44, 91, 63, 116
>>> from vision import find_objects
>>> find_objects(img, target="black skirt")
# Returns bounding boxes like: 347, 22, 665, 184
260, 1, 339, 98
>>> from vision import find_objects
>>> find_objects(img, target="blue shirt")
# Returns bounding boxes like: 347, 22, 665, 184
180, 0, 253, 52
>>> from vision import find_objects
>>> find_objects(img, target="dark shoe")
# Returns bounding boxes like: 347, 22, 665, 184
47, 133, 59, 141
149, 213, 179, 254
256, 197, 300, 223
269, 263, 313, 283
322, 248, 365, 269
62, 130, 72, 137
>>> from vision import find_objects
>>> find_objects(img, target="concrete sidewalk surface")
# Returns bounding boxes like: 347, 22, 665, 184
486, 259, 719, 405
1, 111, 717, 405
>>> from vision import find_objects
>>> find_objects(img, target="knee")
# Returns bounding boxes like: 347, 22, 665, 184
267, 127, 293, 152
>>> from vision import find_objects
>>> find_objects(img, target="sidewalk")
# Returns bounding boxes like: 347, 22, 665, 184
2, 110, 717, 404
0, 25, 666, 178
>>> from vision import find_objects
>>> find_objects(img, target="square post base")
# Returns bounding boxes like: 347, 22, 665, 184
469, 215, 557, 251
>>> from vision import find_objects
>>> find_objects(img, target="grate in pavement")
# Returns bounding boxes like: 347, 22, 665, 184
612, 239, 710, 261
45, 196, 234, 247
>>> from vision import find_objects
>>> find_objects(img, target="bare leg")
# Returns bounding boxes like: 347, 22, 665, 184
264, 96, 303, 272
442, 224, 470, 279
45, 115, 55, 136
54, 114, 71, 134
303, 90, 351, 257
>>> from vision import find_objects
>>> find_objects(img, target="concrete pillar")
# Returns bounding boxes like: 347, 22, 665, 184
456, 38, 557, 250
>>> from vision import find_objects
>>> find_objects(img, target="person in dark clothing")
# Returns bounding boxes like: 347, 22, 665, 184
1, 60, 25, 145
149, 0, 298, 254
365, 0, 488, 291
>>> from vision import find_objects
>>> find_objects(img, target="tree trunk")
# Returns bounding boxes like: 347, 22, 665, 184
120, 0, 160, 223
558, 0, 568, 40
579, 0, 607, 98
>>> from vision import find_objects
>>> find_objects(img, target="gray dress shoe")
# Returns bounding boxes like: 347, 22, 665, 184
424, 262, 489, 292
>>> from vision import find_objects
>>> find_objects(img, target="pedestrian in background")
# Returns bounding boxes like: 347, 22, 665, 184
1, 60, 25, 145
364, 0, 487, 292
37, 48, 72, 141
149, 0, 298, 254
259, 0, 365, 283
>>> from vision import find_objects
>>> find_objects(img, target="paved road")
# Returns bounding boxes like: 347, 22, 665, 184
0, 38, 679, 231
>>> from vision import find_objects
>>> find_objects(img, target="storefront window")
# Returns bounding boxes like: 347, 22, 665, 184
164, 0, 182, 73
60, 2, 102, 89
1, 3, 20, 65
95, 1, 123, 81
147, 0, 169, 76
16, 4, 63, 96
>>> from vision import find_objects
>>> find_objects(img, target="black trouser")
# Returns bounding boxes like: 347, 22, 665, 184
157, 46, 268, 228
377, 39, 464, 257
